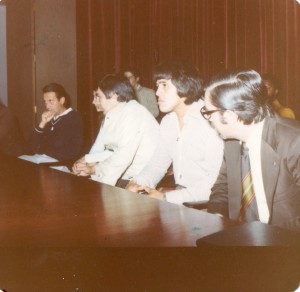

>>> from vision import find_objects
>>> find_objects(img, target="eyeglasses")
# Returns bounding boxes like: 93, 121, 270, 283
200, 106, 225, 120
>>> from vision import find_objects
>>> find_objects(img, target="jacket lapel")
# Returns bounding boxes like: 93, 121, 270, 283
261, 118, 280, 215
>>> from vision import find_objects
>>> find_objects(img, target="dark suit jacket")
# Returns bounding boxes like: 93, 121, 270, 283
0, 106, 26, 156
208, 116, 300, 232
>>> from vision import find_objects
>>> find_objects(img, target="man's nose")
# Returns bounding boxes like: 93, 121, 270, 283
156, 88, 161, 97
45, 103, 52, 110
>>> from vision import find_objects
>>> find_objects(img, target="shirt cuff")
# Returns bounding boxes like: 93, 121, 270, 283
35, 127, 44, 133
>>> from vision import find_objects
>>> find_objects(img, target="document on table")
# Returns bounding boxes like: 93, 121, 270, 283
50, 165, 72, 174
18, 154, 58, 164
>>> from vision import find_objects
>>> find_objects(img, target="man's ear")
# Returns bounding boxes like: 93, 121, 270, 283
59, 96, 66, 106
136, 76, 140, 83
110, 92, 119, 101
222, 110, 238, 124
274, 89, 279, 96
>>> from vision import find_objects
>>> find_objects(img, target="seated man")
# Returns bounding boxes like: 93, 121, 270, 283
0, 100, 26, 156
27, 83, 83, 162
126, 60, 224, 205
261, 73, 295, 119
204, 69, 300, 232
72, 74, 159, 187
124, 67, 159, 118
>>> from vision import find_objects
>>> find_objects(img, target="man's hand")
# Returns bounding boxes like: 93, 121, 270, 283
144, 186, 166, 201
72, 157, 85, 175
72, 160, 96, 176
126, 181, 145, 193
39, 111, 54, 128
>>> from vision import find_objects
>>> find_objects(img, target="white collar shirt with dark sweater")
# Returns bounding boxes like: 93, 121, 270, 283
29, 108, 83, 161
87, 100, 159, 186
134, 99, 224, 205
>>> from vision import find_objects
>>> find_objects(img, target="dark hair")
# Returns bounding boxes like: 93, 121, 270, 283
98, 74, 135, 102
153, 59, 203, 105
261, 73, 281, 91
42, 83, 71, 108
206, 69, 272, 125
123, 66, 140, 78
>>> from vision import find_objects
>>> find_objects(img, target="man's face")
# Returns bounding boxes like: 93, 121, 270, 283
124, 72, 139, 88
264, 80, 278, 101
155, 79, 183, 113
204, 91, 235, 140
93, 87, 117, 114
43, 92, 65, 116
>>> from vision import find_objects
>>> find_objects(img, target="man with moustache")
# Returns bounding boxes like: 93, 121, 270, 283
72, 74, 159, 187
126, 60, 223, 205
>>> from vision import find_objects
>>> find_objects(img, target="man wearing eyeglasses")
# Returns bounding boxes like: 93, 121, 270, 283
126, 60, 223, 205
204, 69, 300, 231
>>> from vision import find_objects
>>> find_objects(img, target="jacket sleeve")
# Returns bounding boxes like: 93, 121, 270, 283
27, 126, 45, 154
134, 119, 172, 188
207, 154, 230, 217
92, 111, 158, 186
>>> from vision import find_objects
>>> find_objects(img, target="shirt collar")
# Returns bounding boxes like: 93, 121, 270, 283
169, 99, 204, 124
54, 108, 72, 120
184, 99, 205, 121
105, 102, 128, 119
245, 119, 265, 150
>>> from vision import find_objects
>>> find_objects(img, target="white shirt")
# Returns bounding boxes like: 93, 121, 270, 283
87, 100, 159, 186
134, 100, 224, 205
53, 107, 72, 119
245, 120, 270, 223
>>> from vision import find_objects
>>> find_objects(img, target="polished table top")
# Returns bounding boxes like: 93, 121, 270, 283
1, 154, 299, 291
0, 154, 237, 248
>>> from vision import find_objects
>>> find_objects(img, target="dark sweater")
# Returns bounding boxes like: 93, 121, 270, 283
28, 109, 83, 161
0, 106, 26, 156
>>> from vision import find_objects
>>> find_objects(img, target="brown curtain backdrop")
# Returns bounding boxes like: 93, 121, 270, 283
77, 0, 300, 145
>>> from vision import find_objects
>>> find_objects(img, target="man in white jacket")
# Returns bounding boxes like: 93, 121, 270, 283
72, 74, 159, 187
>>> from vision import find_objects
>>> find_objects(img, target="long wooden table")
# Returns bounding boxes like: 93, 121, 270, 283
0, 155, 236, 248
1, 155, 298, 291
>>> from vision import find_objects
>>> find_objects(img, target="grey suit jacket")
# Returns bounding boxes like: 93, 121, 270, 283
208, 116, 300, 232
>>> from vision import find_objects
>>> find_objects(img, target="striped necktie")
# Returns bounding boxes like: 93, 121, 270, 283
239, 143, 259, 222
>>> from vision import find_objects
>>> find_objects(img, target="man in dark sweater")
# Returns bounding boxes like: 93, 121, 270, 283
0, 100, 26, 156
28, 83, 83, 161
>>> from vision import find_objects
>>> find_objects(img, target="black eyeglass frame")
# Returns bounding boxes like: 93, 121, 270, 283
200, 106, 225, 120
